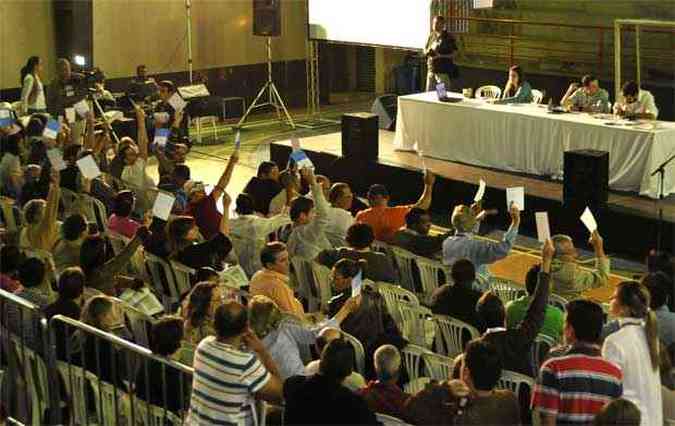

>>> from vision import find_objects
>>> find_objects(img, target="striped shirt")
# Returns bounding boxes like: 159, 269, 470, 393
531, 345, 623, 425
187, 336, 270, 426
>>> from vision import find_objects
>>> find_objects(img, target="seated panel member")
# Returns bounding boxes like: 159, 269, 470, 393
561, 74, 610, 113
492, 65, 533, 104
613, 80, 659, 120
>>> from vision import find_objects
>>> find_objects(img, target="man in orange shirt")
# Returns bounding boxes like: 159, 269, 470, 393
250, 242, 305, 319
355, 170, 436, 243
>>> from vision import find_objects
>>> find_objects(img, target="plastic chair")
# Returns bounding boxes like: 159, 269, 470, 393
122, 304, 156, 348
531, 89, 544, 104
126, 396, 183, 426
57, 362, 92, 426
341, 331, 366, 376
376, 413, 412, 425
391, 247, 417, 292
404, 377, 431, 394
489, 277, 526, 304
377, 282, 419, 327
497, 370, 534, 397
530, 334, 556, 372
169, 260, 196, 299
290, 258, 320, 312
21, 346, 51, 426
106, 231, 131, 256
548, 293, 568, 312
86, 372, 126, 426
399, 302, 435, 348
476, 85, 502, 100
423, 352, 454, 381
415, 256, 449, 304
60, 187, 83, 218
81, 193, 109, 234
145, 253, 183, 310
433, 314, 480, 358
310, 262, 333, 312
401, 344, 433, 382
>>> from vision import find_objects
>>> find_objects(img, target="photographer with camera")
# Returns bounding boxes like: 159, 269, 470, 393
46, 58, 88, 144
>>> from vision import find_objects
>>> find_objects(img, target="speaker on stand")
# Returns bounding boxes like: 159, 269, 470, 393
253, 0, 281, 37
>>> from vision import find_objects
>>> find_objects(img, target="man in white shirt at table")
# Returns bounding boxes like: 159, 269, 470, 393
613, 80, 659, 120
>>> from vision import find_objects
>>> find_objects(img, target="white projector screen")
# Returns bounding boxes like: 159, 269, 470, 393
308, 0, 433, 50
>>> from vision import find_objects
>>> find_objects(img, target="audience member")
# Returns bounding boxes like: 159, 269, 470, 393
430, 258, 485, 332
506, 263, 564, 342
550, 231, 609, 300
43, 267, 85, 360
602, 281, 662, 426
392, 207, 452, 258
0, 131, 24, 198
405, 339, 520, 425
476, 239, 553, 376
593, 399, 641, 426
107, 190, 142, 238
325, 182, 356, 248
118, 106, 155, 215
317, 222, 397, 283
443, 202, 519, 279
6, 257, 50, 350
268, 168, 301, 216
305, 327, 367, 392
0, 245, 23, 293
187, 301, 283, 425
157, 164, 190, 213
20, 168, 60, 251
53, 213, 88, 272
614, 80, 659, 120
643, 272, 675, 348
165, 214, 233, 270
20, 56, 46, 114
356, 170, 435, 243
358, 344, 410, 420
493, 64, 533, 104
229, 193, 291, 277
287, 168, 332, 260
250, 242, 306, 318
248, 294, 360, 380
561, 74, 611, 112
327, 258, 369, 317
284, 338, 379, 425
243, 161, 283, 216
531, 300, 623, 425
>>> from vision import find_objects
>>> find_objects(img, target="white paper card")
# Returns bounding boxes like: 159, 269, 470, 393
220, 265, 249, 289
73, 99, 90, 117
65, 108, 76, 124
351, 271, 363, 298
168, 92, 187, 113
153, 128, 170, 148
535, 212, 551, 242
290, 150, 314, 169
580, 207, 598, 233
234, 131, 241, 150
291, 137, 300, 151
47, 149, 67, 171
506, 187, 525, 211
152, 191, 175, 221
119, 287, 164, 316
42, 119, 61, 140
474, 179, 487, 202
76, 155, 101, 179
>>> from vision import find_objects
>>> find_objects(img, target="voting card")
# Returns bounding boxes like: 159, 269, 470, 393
506, 186, 525, 211
76, 155, 101, 179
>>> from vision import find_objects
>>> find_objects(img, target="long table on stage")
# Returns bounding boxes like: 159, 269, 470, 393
393, 91, 675, 198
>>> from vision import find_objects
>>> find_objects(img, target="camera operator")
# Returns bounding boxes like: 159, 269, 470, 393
127, 65, 159, 103
156, 80, 188, 141
46, 58, 88, 144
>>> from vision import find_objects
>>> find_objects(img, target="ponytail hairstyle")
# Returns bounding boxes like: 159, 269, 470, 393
20, 56, 40, 84
616, 281, 660, 370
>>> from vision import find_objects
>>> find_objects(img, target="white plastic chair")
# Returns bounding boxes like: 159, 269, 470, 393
341, 331, 366, 376
86, 372, 125, 426
169, 260, 196, 299
422, 352, 454, 381
376, 413, 412, 425
122, 304, 156, 348
415, 256, 449, 304
399, 302, 435, 348
433, 314, 480, 358
531, 334, 556, 372
531, 89, 544, 104
126, 396, 183, 426
391, 247, 417, 292
489, 277, 526, 304
310, 262, 333, 312
497, 370, 534, 400
548, 293, 568, 312
476, 85, 502, 100
81, 193, 109, 234
19, 346, 51, 426
401, 344, 432, 382
57, 362, 92, 426
106, 231, 130, 256
404, 377, 431, 394
145, 253, 181, 310
291, 258, 320, 312
377, 282, 419, 327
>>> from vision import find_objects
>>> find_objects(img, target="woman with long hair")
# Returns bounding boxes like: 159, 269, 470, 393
164, 214, 233, 270
20, 56, 46, 114
602, 281, 662, 426
493, 65, 533, 104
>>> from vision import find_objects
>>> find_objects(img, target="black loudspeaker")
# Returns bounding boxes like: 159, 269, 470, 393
371, 94, 398, 130
563, 150, 609, 208
253, 0, 281, 37
341, 113, 379, 162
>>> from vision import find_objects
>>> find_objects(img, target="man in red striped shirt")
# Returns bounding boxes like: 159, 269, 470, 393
531, 300, 623, 425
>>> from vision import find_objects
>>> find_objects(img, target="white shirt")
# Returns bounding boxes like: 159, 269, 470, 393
614, 89, 659, 119
21, 74, 46, 112
229, 213, 291, 277
304, 360, 366, 392
601, 319, 662, 426
324, 206, 354, 248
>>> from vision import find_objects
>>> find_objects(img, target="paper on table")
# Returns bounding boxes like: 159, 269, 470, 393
76, 155, 101, 179
580, 207, 598, 233
47, 149, 67, 171
535, 212, 551, 242
152, 191, 175, 221
73, 99, 90, 117
290, 149, 314, 169
0, 109, 14, 127
351, 271, 363, 298
474, 179, 487, 202
235, 131, 241, 150
506, 186, 525, 211
291, 137, 300, 151
168, 92, 187, 113
153, 128, 170, 148
65, 108, 76, 124
42, 119, 61, 140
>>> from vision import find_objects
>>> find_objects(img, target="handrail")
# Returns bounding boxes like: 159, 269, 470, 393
446, 15, 675, 33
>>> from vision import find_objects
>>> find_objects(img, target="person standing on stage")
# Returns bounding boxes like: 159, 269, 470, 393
424, 15, 459, 92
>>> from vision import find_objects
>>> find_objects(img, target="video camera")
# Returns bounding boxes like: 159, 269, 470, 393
77, 68, 106, 91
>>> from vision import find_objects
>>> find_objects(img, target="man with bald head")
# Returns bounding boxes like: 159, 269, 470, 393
549, 231, 609, 300
187, 301, 283, 425
304, 327, 366, 392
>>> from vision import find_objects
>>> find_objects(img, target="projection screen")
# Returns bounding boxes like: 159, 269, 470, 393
308, 0, 433, 50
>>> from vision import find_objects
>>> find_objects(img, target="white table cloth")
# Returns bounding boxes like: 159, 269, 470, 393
394, 92, 675, 198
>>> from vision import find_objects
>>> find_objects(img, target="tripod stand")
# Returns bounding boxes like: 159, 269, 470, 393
651, 149, 675, 252
238, 37, 295, 129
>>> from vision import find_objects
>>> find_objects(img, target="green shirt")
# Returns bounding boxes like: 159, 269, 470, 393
505, 296, 564, 342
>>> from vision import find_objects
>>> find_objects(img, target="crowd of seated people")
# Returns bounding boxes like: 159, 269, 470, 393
0, 73, 673, 426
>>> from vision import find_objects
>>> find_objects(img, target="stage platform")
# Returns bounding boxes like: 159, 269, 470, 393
271, 129, 675, 260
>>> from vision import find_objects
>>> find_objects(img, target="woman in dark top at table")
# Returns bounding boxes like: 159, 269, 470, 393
493, 65, 533, 104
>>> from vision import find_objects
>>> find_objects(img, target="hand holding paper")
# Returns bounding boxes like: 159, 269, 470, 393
152, 191, 176, 221
47, 149, 67, 171
351, 271, 363, 298
580, 207, 598, 233
42, 119, 61, 140
474, 179, 487, 202
76, 155, 101, 179
153, 128, 170, 149
535, 212, 551, 242
290, 149, 314, 170
506, 187, 525, 211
